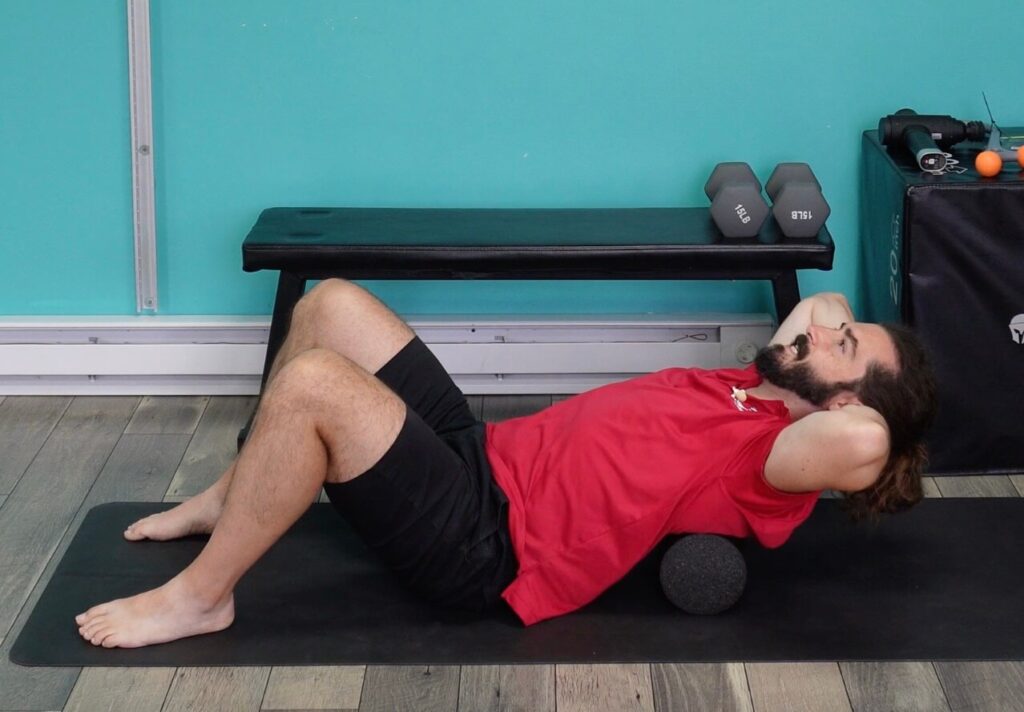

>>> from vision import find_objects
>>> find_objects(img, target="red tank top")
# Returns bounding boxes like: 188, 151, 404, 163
484, 366, 822, 626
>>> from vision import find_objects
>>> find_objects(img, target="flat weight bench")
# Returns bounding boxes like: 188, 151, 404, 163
240, 207, 834, 445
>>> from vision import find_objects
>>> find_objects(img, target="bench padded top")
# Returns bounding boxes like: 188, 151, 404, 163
242, 207, 834, 279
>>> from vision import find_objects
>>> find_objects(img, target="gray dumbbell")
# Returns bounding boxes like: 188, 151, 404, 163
703, 162, 769, 238
765, 163, 831, 238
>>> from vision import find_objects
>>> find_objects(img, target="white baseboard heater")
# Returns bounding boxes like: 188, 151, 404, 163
0, 314, 774, 395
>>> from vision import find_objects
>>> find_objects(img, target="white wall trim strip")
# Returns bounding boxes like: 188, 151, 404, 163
0, 314, 773, 395
126, 0, 158, 312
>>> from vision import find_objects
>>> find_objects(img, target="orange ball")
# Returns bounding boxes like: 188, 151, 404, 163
1017, 145, 1024, 169
975, 150, 1003, 177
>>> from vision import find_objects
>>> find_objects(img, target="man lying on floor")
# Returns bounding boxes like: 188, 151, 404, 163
76, 282, 937, 647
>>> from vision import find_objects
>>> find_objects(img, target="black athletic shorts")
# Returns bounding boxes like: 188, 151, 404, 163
322, 336, 519, 612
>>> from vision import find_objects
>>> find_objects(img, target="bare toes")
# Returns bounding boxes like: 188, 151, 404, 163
124, 518, 149, 539
81, 621, 105, 639
82, 604, 110, 621
80, 608, 108, 626
89, 628, 111, 646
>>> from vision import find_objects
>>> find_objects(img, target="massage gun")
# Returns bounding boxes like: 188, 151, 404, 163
878, 109, 986, 172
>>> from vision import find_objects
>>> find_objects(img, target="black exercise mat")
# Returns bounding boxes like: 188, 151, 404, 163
12, 499, 1024, 666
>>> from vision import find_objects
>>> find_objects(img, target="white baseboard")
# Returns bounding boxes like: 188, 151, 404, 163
0, 314, 773, 395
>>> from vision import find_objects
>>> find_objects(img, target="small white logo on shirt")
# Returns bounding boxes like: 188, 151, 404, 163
731, 387, 759, 412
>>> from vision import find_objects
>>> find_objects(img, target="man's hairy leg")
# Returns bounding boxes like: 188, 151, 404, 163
266, 278, 416, 386
76, 349, 406, 648
123, 462, 234, 541
123, 279, 415, 543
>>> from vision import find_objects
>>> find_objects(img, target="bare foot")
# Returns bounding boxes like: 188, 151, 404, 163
75, 574, 234, 648
124, 489, 224, 541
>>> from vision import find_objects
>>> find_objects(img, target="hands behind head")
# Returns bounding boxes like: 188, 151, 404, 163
829, 402, 887, 430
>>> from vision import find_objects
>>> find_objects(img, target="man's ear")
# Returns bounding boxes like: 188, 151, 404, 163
827, 391, 863, 411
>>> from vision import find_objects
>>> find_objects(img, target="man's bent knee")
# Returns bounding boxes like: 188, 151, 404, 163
289, 280, 416, 376
308, 278, 361, 305
267, 348, 359, 406
263, 349, 407, 479
293, 279, 360, 328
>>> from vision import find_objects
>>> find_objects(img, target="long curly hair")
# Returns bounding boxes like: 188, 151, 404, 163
838, 323, 938, 524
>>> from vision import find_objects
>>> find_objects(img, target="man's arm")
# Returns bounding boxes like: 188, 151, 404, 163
770, 292, 855, 346
764, 405, 890, 493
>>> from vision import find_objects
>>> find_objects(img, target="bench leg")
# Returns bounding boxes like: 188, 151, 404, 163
261, 272, 308, 388
238, 271, 307, 450
770, 271, 801, 323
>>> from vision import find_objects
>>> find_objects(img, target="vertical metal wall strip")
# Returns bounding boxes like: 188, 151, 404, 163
127, 0, 158, 312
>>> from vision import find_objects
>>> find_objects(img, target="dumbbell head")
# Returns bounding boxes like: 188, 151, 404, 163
704, 162, 762, 199
765, 162, 831, 238
765, 162, 819, 199
703, 162, 769, 238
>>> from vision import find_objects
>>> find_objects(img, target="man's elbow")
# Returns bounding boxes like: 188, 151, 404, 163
848, 422, 890, 491
812, 291, 851, 310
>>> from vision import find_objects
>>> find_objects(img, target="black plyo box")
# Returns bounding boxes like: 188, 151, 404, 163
860, 129, 1024, 475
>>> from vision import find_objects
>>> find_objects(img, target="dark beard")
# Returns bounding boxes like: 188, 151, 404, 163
754, 336, 856, 406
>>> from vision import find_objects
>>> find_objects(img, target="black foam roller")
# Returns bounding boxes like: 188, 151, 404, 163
659, 534, 747, 615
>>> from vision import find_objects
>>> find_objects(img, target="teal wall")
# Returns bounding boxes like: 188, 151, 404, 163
3, 1, 1024, 318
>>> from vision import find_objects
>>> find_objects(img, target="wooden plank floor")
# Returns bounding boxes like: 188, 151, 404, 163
1, 395, 1023, 712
